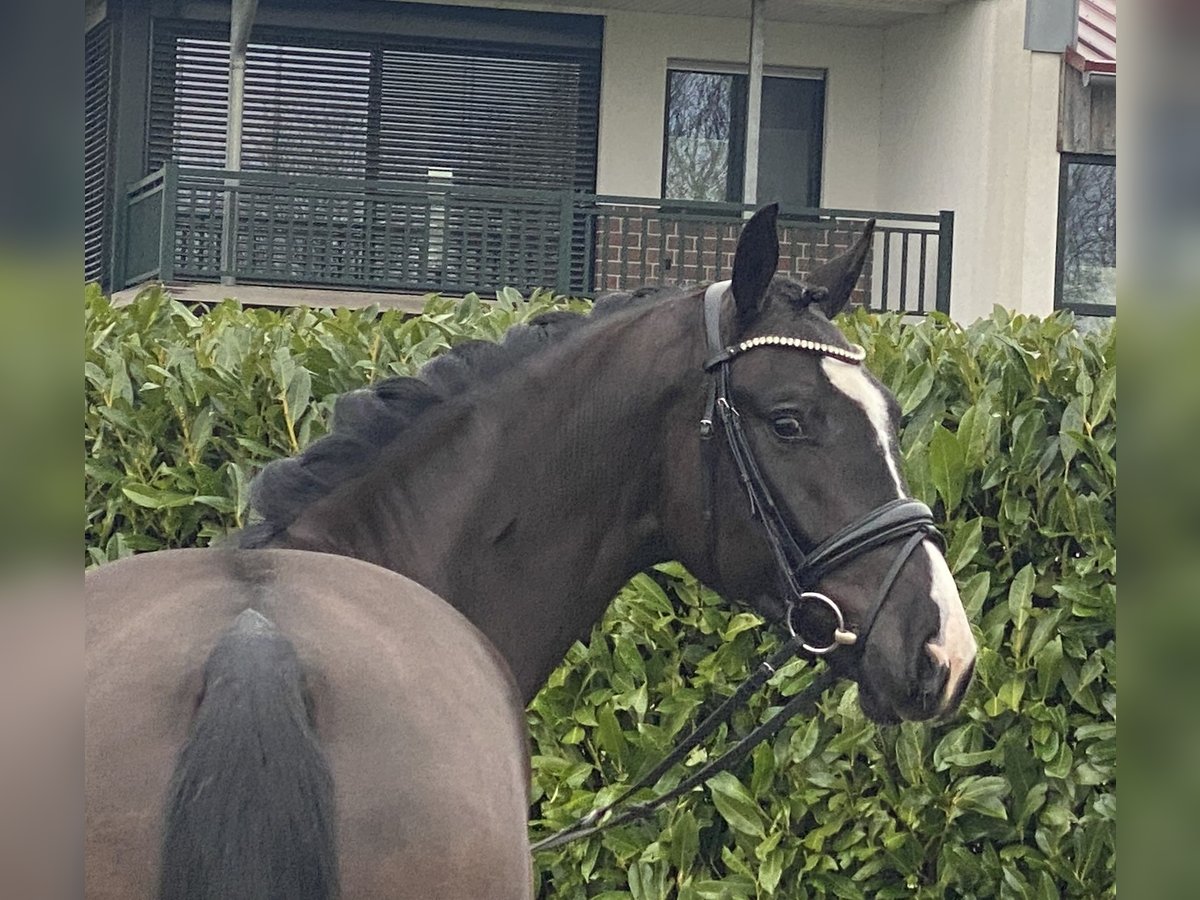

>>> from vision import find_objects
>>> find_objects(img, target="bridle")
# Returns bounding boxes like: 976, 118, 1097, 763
698, 280, 943, 655
530, 281, 946, 853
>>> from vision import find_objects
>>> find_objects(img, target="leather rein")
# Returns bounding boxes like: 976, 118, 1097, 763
530, 282, 943, 853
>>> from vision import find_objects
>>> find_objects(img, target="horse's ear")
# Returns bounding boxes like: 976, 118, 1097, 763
803, 219, 876, 318
731, 204, 780, 328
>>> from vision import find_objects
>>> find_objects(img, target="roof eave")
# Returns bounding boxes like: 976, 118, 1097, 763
1066, 47, 1117, 78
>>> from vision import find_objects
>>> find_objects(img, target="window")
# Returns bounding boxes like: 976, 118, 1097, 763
663, 66, 824, 208
148, 19, 601, 192
145, 16, 602, 292
663, 71, 745, 202
1056, 153, 1116, 315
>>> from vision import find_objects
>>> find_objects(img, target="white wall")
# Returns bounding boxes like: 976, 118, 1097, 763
596, 10, 884, 209
599, 2, 1063, 321
880, 0, 1063, 321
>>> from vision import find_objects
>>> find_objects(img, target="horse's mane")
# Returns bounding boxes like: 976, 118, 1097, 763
238, 286, 686, 547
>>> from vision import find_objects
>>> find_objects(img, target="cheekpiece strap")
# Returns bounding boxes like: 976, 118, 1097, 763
703, 280, 729, 356
699, 281, 731, 440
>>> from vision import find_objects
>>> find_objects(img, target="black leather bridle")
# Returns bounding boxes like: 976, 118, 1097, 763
698, 280, 943, 655
530, 282, 948, 853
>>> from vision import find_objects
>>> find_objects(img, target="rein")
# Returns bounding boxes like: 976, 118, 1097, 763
530, 282, 942, 854
530, 657, 837, 852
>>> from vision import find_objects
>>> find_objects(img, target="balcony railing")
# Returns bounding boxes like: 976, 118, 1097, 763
115, 163, 954, 315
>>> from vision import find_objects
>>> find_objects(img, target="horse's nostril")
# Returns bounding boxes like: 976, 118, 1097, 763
928, 662, 949, 696
917, 642, 941, 680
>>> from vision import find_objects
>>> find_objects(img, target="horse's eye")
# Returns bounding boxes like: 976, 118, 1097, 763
772, 416, 804, 440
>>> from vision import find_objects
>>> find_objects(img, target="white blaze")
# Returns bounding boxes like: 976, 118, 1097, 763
820, 357, 977, 711
820, 358, 905, 495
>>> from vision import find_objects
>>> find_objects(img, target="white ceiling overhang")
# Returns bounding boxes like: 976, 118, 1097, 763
389, 0, 968, 29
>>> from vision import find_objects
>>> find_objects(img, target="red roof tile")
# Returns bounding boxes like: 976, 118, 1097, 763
1067, 0, 1116, 77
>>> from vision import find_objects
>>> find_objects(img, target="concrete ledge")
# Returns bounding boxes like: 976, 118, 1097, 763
111, 281, 437, 315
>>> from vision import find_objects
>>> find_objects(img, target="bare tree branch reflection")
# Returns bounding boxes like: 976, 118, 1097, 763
665, 72, 732, 201
1062, 160, 1116, 309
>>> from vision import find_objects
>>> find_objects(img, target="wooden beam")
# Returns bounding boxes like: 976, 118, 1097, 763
1059, 63, 1115, 155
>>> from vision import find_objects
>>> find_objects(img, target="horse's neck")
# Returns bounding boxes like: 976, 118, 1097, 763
284, 297, 701, 700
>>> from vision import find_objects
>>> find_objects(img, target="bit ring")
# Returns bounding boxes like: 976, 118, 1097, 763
786, 591, 858, 655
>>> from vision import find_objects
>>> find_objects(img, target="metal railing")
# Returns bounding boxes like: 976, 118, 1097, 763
115, 163, 954, 315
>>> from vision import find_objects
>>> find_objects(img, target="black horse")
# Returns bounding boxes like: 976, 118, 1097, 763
85, 206, 976, 898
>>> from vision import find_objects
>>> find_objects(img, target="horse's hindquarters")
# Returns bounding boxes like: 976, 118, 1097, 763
86, 549, 532, 899
281, 556, 533, 899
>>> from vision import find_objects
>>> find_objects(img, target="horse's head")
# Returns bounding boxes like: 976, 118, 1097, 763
665, 206, 976, 725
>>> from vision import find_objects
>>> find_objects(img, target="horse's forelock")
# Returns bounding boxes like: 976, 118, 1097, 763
755, 275, 858, 350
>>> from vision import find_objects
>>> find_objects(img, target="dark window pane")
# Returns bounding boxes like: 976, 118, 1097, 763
663, 68, 823, 207
756, 76, 824, 209
664, 71, 741, 202
1060, 159, 1116, 310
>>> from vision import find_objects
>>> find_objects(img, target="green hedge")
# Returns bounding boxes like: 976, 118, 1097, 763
85, 286, 1115, 898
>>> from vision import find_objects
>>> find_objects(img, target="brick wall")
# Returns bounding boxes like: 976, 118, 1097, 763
590, 209, 873, 308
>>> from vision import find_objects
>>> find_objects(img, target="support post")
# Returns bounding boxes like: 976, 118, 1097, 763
742, 0, 766, 207
935, 210, 955, 315
111, 181, 128, 290
556, 191, 575, 295
220, 0, 259, 285
158, 161, 178, 284
109, 0, 152, 289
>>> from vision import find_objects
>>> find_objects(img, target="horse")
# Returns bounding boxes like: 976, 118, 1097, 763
85, 205, 977, 899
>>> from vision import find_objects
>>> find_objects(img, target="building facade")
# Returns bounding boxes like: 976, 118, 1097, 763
85, 0, 1116, 321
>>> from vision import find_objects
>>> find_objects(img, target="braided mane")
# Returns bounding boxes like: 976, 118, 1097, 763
238, 287, 679, 547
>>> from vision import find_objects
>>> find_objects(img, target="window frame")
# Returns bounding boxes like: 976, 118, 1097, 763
659, 62, 826, 206
1054, 151, 1117, 317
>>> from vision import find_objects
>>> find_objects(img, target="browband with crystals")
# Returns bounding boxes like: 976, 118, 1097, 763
700, 281, 867, 371
704, 334, 866, 370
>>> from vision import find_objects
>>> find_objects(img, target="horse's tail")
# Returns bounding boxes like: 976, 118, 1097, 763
159, 609, 338, 900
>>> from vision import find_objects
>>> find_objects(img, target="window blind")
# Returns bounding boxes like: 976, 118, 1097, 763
148, 19, 600, 192
85, 21, 114, 285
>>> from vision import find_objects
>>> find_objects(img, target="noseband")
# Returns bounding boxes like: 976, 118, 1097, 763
699, 281, 943, 655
